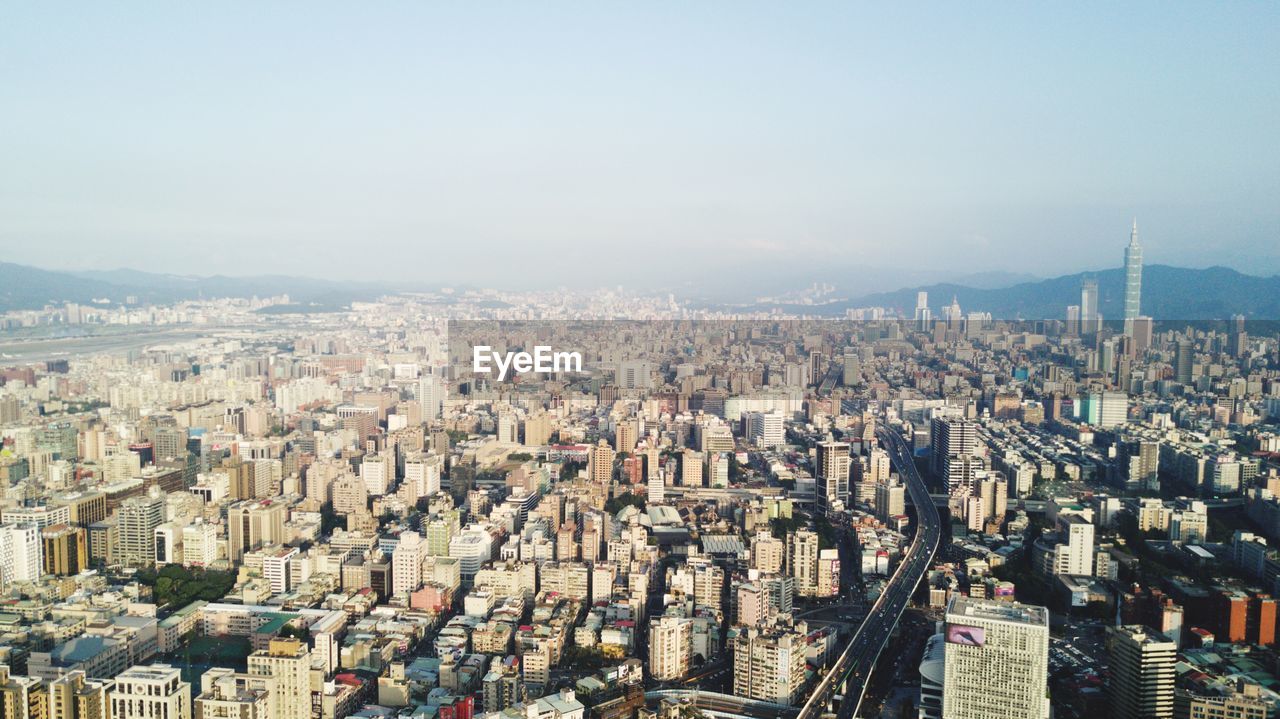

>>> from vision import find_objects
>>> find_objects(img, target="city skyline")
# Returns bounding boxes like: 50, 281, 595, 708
1, 5, 1278, 719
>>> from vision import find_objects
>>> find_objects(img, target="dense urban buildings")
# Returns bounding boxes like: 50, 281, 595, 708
0, 224, 1279, 719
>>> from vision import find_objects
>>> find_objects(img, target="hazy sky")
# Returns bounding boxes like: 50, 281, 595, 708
3, 3, 1278, 287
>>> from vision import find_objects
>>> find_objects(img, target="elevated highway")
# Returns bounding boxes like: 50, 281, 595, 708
793, 425, 941, 719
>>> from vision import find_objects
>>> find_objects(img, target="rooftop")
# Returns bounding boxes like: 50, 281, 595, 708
947, 596, 1049, 627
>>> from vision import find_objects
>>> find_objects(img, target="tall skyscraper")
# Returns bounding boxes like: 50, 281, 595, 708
915, 291, 932, 330
117, 490, 166, 567
1175, 339, 1194, 385
814, 440, 851, 514
1123, 219, 1143, 333
1108, 625, 1175, 719
942, 596, 1050, 719
931, 415, 977, 478
587, 440, 615, 484
789, 529, 821, 597
1081, 279, 1100, 334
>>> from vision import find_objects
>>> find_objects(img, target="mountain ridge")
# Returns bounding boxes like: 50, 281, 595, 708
0, 262, 387, 311
748, 264, 1280, 320
3, 262, 1279, 319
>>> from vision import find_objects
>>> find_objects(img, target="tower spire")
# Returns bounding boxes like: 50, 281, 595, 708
1130, 217, 1138, 245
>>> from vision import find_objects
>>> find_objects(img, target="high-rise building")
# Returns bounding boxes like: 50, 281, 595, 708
680, 449, 703, 487
942, 455, 986, 503
1132, 316, 1154, 353
941, 596, 1050, 719
842, 353, 862, 386
522, 412, 552, 447
1229, 314, 1249, 358
648, 616, 693, 681
732, 624, 809, 704
482, 655, 525, 712
331, 473, 368, 515
1123, 219, 1143, 333
402, 453, 443, 503
815, 440, 851, 514
227, 499, 286, 562
246, 639, 311, 719
1081, 278, 1101, 334
789, 529, 821, 597
751, 533, 785, 574
918, 632, 946, 719
736, 583, 767, 627
392, 531, 428, 596
875, 479, 905, 522
48, 669, 113, 719
1066, 305, 1082, 336
1039, 514, 1096, 577
361, 453, 393, 496
745, 410, 784, 450
614, 418, 638, 454
915, 291, 932, 330
110, 664, 191, 719
816, 548, 840, 597
931, 416, 977, 479
117, 490, 166, 567
180, 521, 217, 569
0, 523, 42, 584
1176, 682, 1267, 719
41, 523, 88, 576
808, 351, 826, 386
1108, 625, 1175, 719
587, 440, 615, 485
1175, 339, 1194, 385
617, 360, 652, 390
0, 665, 43, 718
496, 412, 519, 444
1080, 391, 1130, 429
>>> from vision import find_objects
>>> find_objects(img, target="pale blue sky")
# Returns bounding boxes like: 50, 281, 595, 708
2, 3, 1278, 287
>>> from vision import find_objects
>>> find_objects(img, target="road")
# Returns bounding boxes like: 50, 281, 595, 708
794, 424, 941, 719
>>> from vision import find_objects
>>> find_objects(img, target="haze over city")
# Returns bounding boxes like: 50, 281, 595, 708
3, 3, 1279, 286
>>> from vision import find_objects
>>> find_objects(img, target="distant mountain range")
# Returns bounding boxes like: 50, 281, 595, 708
750, 264, 1280, 320
0, 263, 386, 312
2, 261, 1279, 320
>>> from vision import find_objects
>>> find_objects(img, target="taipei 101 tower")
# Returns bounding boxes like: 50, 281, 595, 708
1123, 219, 1143, 335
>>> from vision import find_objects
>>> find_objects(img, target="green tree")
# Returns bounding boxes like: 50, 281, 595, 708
605, 493, 646, 514
770, 515, 804, 540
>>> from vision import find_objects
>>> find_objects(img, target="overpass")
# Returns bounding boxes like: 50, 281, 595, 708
645, 690, 800, 719
928, 494, 1048, 513
922, 495, 1243, 512
794, 425, 942, 719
